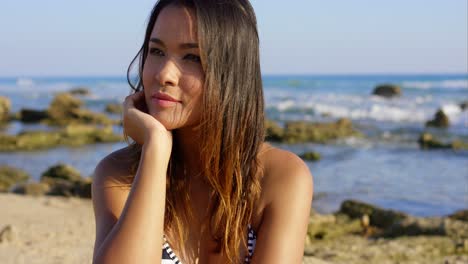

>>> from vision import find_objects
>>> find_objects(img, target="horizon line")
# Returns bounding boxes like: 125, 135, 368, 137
0, 71, 467, 79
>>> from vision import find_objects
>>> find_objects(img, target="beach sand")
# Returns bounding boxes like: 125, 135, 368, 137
1, 193, 466, 264
0, 193, 328, 264
0, 193, 95, 264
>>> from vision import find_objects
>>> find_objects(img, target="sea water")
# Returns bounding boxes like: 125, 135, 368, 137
0, 74, 467, 217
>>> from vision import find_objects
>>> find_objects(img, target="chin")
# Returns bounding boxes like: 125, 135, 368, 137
148, 111, 179, 131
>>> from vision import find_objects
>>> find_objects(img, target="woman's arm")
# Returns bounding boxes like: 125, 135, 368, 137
92, 91, 173, 264
92, 139, 168, 264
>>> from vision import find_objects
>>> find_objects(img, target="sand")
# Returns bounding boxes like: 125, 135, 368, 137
0, 193, 328, 264
0, 193, 95, 264
1, 193, 466, 264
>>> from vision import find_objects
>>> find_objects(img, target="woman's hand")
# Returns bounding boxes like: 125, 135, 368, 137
123, 90, 173, 153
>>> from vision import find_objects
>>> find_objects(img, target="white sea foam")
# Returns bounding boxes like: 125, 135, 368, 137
441, 104, 462, 115
402, 79, 468, 90
267, 93, 466, 126
276, 99, 296, 111
311, 102, 428, 123
16, 78, 34, 87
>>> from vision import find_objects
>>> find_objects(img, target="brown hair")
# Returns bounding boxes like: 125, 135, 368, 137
126, 0, 265, 262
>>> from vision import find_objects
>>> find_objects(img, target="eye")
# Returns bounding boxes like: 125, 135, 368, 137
149, 47, 164, 56
184, 54, 201, 63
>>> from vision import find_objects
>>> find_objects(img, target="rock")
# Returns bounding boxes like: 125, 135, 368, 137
12, 182, 50, 196
448, 209, 468, 222
460, 101, 468, 111
451, 140, 468, 150
307, 212, 362, 241
265, 119, 284, 142
0, 225, 15, 243
48, 92, 83, 121
417, 133, 468, 150
59, 124, 122, 145
39, 164, 95, 198
372, 84, 401, 98
426, 109, 450, 128
46, 178, 76, 197
0, 96, 11, 123
46, 92, 113, 126
417, 133, 449, 149
10, 131, 61, 150
0, 125, 123, 151
265, 118, 361, 143
69, 87, 91, 95
300, 151, 321, 161
382, 216, 446, 238
444, 218, 468, 239
64, 108, 115, 125
304, 233, 312, 247
308, 218, 362, 240
282, 118, 360, 143
361, 214, 370, 229
73, 178, 92, 198
44, 177, 92, 198
104, 103, 123, 114
0, 166, 30, 192
19, 108, 49, 123
310, 213, 337, 226
41, 163, 82, 183
339, 199, 408, 229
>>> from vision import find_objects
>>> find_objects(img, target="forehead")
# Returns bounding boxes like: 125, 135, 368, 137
151, 5, 198, 43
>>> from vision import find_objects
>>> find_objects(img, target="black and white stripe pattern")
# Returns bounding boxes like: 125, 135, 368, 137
161, 224, 257, 264
244, 224, 257, 263
162, 235, 182, 264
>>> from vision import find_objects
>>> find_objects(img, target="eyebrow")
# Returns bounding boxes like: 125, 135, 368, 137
149, 38, 199, 50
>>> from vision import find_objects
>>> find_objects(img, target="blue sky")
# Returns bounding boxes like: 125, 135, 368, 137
0, 0, 466, 76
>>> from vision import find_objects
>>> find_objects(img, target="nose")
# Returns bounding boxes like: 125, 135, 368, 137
156, 58, 179, 87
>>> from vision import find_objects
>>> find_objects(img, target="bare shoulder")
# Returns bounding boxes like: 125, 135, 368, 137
251, 143, 314, 263
93, 146, 136, 188
258, 143, 314, 207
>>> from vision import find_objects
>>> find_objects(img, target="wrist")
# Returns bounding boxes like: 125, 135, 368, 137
142, 132, 172, 159
144, 130, 169, 146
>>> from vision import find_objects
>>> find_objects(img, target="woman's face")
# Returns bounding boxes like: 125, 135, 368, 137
142, 5, 204, 131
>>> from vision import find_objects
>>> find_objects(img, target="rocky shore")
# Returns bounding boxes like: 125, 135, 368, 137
1, 87, 467, 153
1, 162, 467, 264
1, 85, 467, 263
0, 191, 466, 264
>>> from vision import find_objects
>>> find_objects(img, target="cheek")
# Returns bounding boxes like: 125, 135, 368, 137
181, 71, 204, 95
183, 79, 204, 107
142, 63, 153, 87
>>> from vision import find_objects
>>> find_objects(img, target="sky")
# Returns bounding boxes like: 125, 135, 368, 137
0, 0, 466, 77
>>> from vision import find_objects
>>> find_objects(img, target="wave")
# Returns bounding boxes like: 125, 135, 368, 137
16, 78, 34, 87
402, 79, 468, 90
266, 94, 467, 126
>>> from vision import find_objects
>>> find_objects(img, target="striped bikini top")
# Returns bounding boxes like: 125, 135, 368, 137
161, 224, 257, 264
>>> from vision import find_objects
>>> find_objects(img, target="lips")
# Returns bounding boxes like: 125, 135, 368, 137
150, 92, 181, 108
151, 92, 181, 102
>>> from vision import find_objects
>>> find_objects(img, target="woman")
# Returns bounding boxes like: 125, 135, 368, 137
91, 0, 313, 263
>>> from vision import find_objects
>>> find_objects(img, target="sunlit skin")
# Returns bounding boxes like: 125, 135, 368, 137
93, 3, 314, 264
123, 5, 205, 181
143, 5, 204, 131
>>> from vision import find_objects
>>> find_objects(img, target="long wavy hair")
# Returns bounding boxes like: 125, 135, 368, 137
125, 0, 265, 262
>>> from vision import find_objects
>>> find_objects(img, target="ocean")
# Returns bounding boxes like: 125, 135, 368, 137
0, 74, 467, 217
